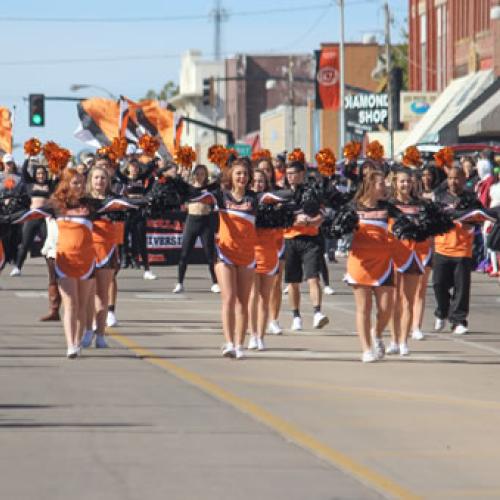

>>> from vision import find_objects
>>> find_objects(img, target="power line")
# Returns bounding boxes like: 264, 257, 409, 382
0, 3, 334, 23
0, 54, 181, 66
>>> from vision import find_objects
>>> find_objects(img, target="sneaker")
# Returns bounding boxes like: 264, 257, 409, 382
106, 310, 118, 327
210, 283, 221, 293
235, 345, 244, 359
256, 338, 266, 351
323, 285, 336, 295
95, 334, 109, 348
283, 285, 289, 295
247, 335, 258, 350
222, 342, 235, 358
453, 324, 469, 335
267, 320, 283, 335
143, 270, 157, 280
172, 283, 184, 293
434, 318, 446, 332
313, 311, 329, 329
80, 330, 94, 348
66, 345, 78, 359
9, 267, 21, 277
291, 316, 303, 331
399, 343, 409, 356
386, 342, 399, 355
373, 338, 385, 359
411, 328, 425, 341
361, 350, 377, 363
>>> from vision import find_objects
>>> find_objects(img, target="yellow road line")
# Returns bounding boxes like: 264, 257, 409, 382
109, 330, 420, 500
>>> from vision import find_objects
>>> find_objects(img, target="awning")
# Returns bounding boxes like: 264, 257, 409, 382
397, 70, 494, 154
459, 89, 500, 137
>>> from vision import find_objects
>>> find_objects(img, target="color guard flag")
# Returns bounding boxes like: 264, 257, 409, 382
315, 47, 340, 111
74, 98, 119, 148
0, 107, 13, 155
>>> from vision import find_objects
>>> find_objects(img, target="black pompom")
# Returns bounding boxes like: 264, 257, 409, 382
322, 206, 359, 238
256, 204, 295, 228
417, 202, 455, 237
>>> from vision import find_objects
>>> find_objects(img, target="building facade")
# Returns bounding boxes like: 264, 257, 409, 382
409, 0, 500, 92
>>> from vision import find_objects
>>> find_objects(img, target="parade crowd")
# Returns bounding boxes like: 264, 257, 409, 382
0, 138, 499, 362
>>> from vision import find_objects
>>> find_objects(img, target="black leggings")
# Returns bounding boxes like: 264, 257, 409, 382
178, 214, 217, 284
125, 211, 150, 271
16, 219, 46, 269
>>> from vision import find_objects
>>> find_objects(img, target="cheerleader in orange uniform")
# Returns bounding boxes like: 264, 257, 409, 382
247, 169, 283, 351
345, 170, 397, 363
388, 169, 432, 356
51, 169, 96, 358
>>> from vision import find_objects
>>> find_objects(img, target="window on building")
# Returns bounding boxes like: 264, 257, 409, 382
420, 12, 427, 91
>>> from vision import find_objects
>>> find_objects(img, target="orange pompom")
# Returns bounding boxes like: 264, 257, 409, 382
174, 145, 197, 169
43, 141, 71, 175
208, 144, 229, 169
110, 137, 128, 161
3, 176, 16, 191
366, 140, 384, 161
434, 147, 454, 169
402, 145, 422, 168
287, 148, 305, 164
138, 134, 160, 157
343, 141, 362, 162
315, 148, 336, 177
24, 138, 42, 156
251, 149, 272, 162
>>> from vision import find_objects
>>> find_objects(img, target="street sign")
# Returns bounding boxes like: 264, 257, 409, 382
228, 143, 252, 157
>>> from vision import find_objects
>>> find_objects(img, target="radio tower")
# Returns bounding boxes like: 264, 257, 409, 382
210, 0, 228, 60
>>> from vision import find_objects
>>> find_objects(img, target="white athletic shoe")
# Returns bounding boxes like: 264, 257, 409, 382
66, 345, 78, 359
386, 342, 399, 355
291, 316, 303, 331
373, 338, 385, 359
323, 286, 336, 295
453, 324, 469, 335
143, 270, 157, 280
256, 338, 266, 351
106, 311, 118, 328
434, 318, 446, 331
172, 283, 184, 293
283, 285, 289, 295
9, 267, 21, 277
222, 342, 235, 358
399, 343, 410, 356
210, 283, 221, 293
411, 329, 425, 341
267, 320, 283, 335
95, 334, 109, 348
80, 330, 94, 348
313, 311, 329, 329
361, 350, 377, 363
235, 345, 245, 359
247, 335, 258, 350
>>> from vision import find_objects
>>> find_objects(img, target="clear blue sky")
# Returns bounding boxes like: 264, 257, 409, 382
0, 0, 407, 161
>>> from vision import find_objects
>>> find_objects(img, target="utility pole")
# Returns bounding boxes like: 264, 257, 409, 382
288, 56, 296, 150
339, 0, 346, 152
384, 1, 394, 159
210, 0, 228, 61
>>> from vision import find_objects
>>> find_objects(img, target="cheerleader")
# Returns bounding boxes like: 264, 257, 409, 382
388, 168, 432, 355
247, 169, 282, 350
50, 169, 96, 358
345, 170, 396, 362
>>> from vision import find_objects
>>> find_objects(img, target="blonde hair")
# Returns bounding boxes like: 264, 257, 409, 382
86, 165, 111, 197
354, 170, 385, 205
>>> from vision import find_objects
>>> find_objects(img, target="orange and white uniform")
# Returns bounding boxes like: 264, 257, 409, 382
55, 215, 95, 280
92, 217, 117, 269
345, 202, 396, 287
255, 227, 282, 275
389, 200, 432, 274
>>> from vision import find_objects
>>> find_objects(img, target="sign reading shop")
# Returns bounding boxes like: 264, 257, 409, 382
345, 92, 388, 136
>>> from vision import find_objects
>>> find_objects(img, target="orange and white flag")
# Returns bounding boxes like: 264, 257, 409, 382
0, 107, 13, 155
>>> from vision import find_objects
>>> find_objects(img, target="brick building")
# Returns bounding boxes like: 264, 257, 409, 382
224, 54, 313, 141
409, 0, 500, 92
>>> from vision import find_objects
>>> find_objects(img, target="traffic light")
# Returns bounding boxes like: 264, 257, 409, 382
29, 94, 45, 127
202, 77, 215, 107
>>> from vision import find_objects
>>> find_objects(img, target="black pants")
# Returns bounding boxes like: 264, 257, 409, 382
433, 253, 472, 327
178, 214, 217, 284
125, 211, 149, 271
16, 219, 46, 269
2, 225, 21, 264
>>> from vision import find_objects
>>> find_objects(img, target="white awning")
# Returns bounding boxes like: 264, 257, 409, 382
397, 70, 494, 154
459, 89, 500, 137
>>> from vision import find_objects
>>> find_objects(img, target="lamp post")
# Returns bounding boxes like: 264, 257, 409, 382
70, 84, 117, 100
338, 0, 346, 152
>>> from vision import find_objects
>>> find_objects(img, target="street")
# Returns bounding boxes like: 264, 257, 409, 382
1, 259, 500, 499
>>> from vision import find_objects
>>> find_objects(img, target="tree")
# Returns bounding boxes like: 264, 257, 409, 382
143, 81, 179, 101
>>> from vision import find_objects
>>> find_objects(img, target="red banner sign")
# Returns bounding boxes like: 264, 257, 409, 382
315, 48, 340, 111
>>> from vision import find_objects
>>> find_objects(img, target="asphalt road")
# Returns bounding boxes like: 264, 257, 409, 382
1, 258, 500, 499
